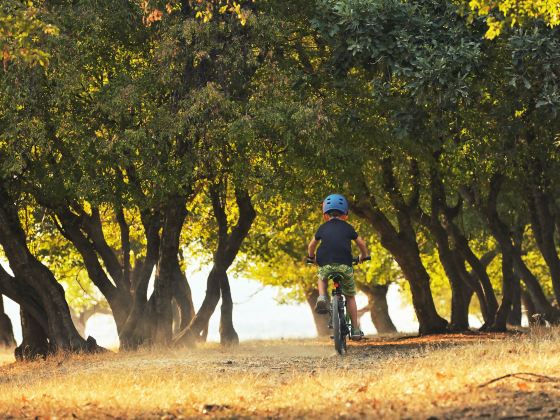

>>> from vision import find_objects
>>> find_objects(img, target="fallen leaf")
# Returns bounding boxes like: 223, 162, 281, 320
517, 382, 529, 390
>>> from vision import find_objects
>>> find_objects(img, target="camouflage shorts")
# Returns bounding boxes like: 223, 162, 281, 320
318, 264, 356, 297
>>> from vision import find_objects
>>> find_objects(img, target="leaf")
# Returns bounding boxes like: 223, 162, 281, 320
517, 382, 529, 390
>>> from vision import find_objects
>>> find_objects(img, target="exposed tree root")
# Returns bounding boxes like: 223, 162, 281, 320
478, 372, 560, 388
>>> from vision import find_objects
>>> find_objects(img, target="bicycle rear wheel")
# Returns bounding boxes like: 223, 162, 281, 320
332, 295, 346, 355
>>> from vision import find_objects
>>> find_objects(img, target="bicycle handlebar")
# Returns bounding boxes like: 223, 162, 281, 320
352, 255, 371, 265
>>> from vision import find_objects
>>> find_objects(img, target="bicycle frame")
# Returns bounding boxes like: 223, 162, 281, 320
329, 274, 350, 355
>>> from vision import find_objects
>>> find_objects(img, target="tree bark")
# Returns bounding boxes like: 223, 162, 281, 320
359, 284, 397, 334
444, 220, 498, 326
219, 271, 239, 345
54, 207, 130, 331
305, 288, 330, 337
0, 297, 15, 347
421, 169, 495, 329
490, 244, 514, 331
527, 186, 560, 304
171, 271, 195, 332
152, 198, 188, 345
176, 266, 222, 346
119, 212, 160, 349
0, 189, 102, 356
15, 309, 49, 361
417, 212, 470, 331
507, 273, 522, 326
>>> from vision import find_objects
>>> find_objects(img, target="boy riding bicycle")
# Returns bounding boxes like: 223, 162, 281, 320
307, 194, 370, 340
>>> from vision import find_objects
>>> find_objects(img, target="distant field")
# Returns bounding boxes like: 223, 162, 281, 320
1, 330, 560, 418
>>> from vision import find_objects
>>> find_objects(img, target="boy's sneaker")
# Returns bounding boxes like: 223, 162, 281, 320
350, 327, 364, 341
314, 295, 329, 314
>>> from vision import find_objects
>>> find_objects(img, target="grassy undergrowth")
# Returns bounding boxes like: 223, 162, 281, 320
1, 329, 560, 418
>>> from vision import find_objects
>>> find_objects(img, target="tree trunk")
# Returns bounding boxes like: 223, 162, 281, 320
387, 240, 448, 334
0, 191, 102, 355
511, 248, 560, 322
175, 266, 222, 346
527, 187, 560, 305
219, 271, 239, 346
15, 309, 49, 361
152, 198, 187, 345
445, 221, 498, 325
507, 273, 522, 326
119, 213, 160, 349
362, 285, 397, 334
172, 272, 195, 332
490, 246, 514, 332
422, 218, 470, 331
464, 176, 560, 325
54, 207, 131, 333
305, 289, 330, 337
174, 187, 256, 347
0, 297, 15, 347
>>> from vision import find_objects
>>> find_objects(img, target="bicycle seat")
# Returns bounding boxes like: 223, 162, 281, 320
328, 273, 344, 282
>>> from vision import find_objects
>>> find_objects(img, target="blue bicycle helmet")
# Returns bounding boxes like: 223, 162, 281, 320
322, 194, 349, 215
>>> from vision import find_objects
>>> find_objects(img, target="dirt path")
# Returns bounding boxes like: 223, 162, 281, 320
1, 331, 560, 418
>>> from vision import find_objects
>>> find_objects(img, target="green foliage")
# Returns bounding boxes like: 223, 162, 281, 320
0, 0, 58, 69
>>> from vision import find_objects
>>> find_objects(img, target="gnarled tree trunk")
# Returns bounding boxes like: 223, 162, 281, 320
0, 189, 102, 358
359, 284, 397, 334
174, 186, 255, 347
152, 198, 189, 345
352, 165, 448, 335
219, 270, 239, 345
15, 308, 49, 361
0, 297, 15, 347
507, 273, 522, 326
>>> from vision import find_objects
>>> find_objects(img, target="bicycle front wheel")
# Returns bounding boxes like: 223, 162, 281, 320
332, 295, 346, 355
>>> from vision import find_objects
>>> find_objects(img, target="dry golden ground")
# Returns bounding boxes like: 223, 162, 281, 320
1, 329, 560, 419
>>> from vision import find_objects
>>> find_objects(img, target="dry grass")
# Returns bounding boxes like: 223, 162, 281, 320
1, 329, 560, 418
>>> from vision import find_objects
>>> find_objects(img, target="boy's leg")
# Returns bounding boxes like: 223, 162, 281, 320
346, 295, 359, 329
337, 264, 363, 339
315, 274, 329, 314
317, 277, 328, 296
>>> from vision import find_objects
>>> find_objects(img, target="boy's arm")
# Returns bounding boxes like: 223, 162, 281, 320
308, 238, 319, 259
355, 236, 370, 262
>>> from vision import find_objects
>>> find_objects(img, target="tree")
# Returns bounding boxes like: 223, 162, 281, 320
0, 296, 15, 347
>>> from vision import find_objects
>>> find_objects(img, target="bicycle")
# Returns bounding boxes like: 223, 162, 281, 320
307, 255, 371, 355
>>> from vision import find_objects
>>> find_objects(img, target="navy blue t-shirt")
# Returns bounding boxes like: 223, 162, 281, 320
314, 218, 358, 267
